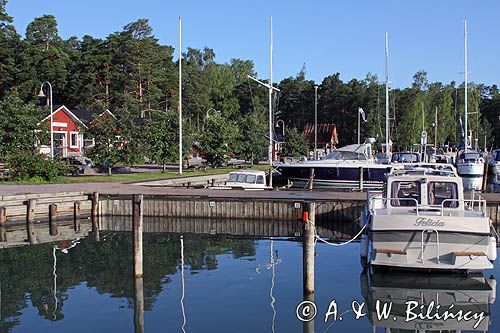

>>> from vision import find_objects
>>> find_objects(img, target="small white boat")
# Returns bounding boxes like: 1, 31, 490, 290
360, 163, 496, 273
211, 170, 270, 190
456, 150, 485, 176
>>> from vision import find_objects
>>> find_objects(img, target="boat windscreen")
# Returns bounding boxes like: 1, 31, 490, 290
390, 181, 420, 206
392, 153, 419, 163
245, 174, 256, 183
322, 150, 367, 161
461, 152, 480, 161
428, 182, 458, 208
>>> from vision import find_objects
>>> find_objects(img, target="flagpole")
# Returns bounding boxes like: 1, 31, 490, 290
178, 16, 183, 175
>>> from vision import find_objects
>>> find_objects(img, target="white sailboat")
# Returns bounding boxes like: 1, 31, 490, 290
456, 20, 485, 190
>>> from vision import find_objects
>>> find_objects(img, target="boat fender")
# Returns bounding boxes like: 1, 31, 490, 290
360, 235, 368, 258
488, 236, 497, 262
487, 276, 496, 304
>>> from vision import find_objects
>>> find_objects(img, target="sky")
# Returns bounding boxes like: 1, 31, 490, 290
6, 0, 500, 88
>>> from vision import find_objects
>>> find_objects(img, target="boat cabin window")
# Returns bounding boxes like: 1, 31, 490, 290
461, 152, 480, 161
245, 174, 257, 184
427, 182, 458, 208
390, 181, 421, 206
237, 174, 247, 182
391, 152, 419, 163
256, 176, 265, 184
322, 150, 367, 161
228, 173, 238, 182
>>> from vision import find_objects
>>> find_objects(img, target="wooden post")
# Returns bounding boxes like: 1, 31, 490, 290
73, 201, 81, 232
49, 204, 58, 236
0, 207, 6, 242
303, 202, 315, 295
482, 163, 489, 192
308, 168, 314, 191
26, 199, 37, 244
359, 166, 364, 190
133, 194, 144, 279
134, 276, 145, 333
302, 293, 315, 333
91, 192, 100, 239
269, 166, 273, 189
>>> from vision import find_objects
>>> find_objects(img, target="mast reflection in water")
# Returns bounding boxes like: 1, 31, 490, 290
0, 216, 498, 332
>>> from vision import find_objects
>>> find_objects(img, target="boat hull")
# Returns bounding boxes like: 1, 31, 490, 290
277, 164, 391, 189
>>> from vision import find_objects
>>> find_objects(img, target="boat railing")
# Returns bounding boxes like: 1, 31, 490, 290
370, 197, 487, 217
440, 199, 487, 217
369, 197, 420, 215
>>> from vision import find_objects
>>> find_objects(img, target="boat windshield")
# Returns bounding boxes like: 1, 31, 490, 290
390, 181, 421, 206
461, 152, 480, 161
322, 150, 367, 161
228, 173, 258, 184
391, 152, 419, 163
428, 182, 458, 208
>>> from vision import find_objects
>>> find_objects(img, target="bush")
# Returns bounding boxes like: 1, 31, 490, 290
6, 152, 69, 181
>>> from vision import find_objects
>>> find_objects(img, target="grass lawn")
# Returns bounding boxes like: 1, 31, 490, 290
1, 165, 270, 185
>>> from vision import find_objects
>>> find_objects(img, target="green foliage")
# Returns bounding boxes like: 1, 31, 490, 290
239, 109, 268, 163
6, 151, 68, 181
143, 110, 191, 167
83, 113, 122, 174
200, 114, 241, 166
0, 92, 48, 158
282, 127, 308, 157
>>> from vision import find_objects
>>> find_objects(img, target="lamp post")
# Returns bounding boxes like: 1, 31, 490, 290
314, 85, 318, 160
276, 119, 285, 137
38, 81, 54, 159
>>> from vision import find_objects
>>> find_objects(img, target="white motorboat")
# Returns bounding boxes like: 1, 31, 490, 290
211, 170, 270, 190
360, 163, 497, 273
456, 150, 485, 176
276, 139, 391, 189
360, 271, 496, 332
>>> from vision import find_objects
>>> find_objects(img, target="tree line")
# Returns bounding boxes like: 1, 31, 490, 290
0, 0, 499, 176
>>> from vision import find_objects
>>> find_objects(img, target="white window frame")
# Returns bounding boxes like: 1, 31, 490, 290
70, 131, 79, 148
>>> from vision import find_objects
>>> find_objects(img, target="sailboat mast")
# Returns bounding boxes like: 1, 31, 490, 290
385, 32, 390, 154
464, 20, 468, 152
269, 16, 273, 165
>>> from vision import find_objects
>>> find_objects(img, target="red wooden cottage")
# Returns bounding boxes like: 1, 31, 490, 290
38, 105, 114, 158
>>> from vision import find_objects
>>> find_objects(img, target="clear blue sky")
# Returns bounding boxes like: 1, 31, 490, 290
6, 0, 500, 88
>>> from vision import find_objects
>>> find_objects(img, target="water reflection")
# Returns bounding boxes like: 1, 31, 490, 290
360, 270, 496, 332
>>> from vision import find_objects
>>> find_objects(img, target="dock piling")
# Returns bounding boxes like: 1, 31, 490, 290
359, 167, 364, 190
0, 207, 6, 242
26, 199, 37, 244
133, 194, 144, 279
49, 204, 58, 236
73, 201, 81, 232
482, 163, 489, 191
308, 169, 314, 191
303, 202, 315, 295
91, 192, 100, 240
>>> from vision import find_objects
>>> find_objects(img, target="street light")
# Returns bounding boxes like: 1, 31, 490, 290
38, 81, 54, 159
205, 107, 220, 118
276, 119, 285, 136
314, 85, 318, 160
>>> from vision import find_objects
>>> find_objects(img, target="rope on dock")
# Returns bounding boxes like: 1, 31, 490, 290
314, 224, 367, 247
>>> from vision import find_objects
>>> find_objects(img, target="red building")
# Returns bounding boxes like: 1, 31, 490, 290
38, 105, 114, 158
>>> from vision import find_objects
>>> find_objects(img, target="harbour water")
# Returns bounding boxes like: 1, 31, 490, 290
0, 218, 499, 332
